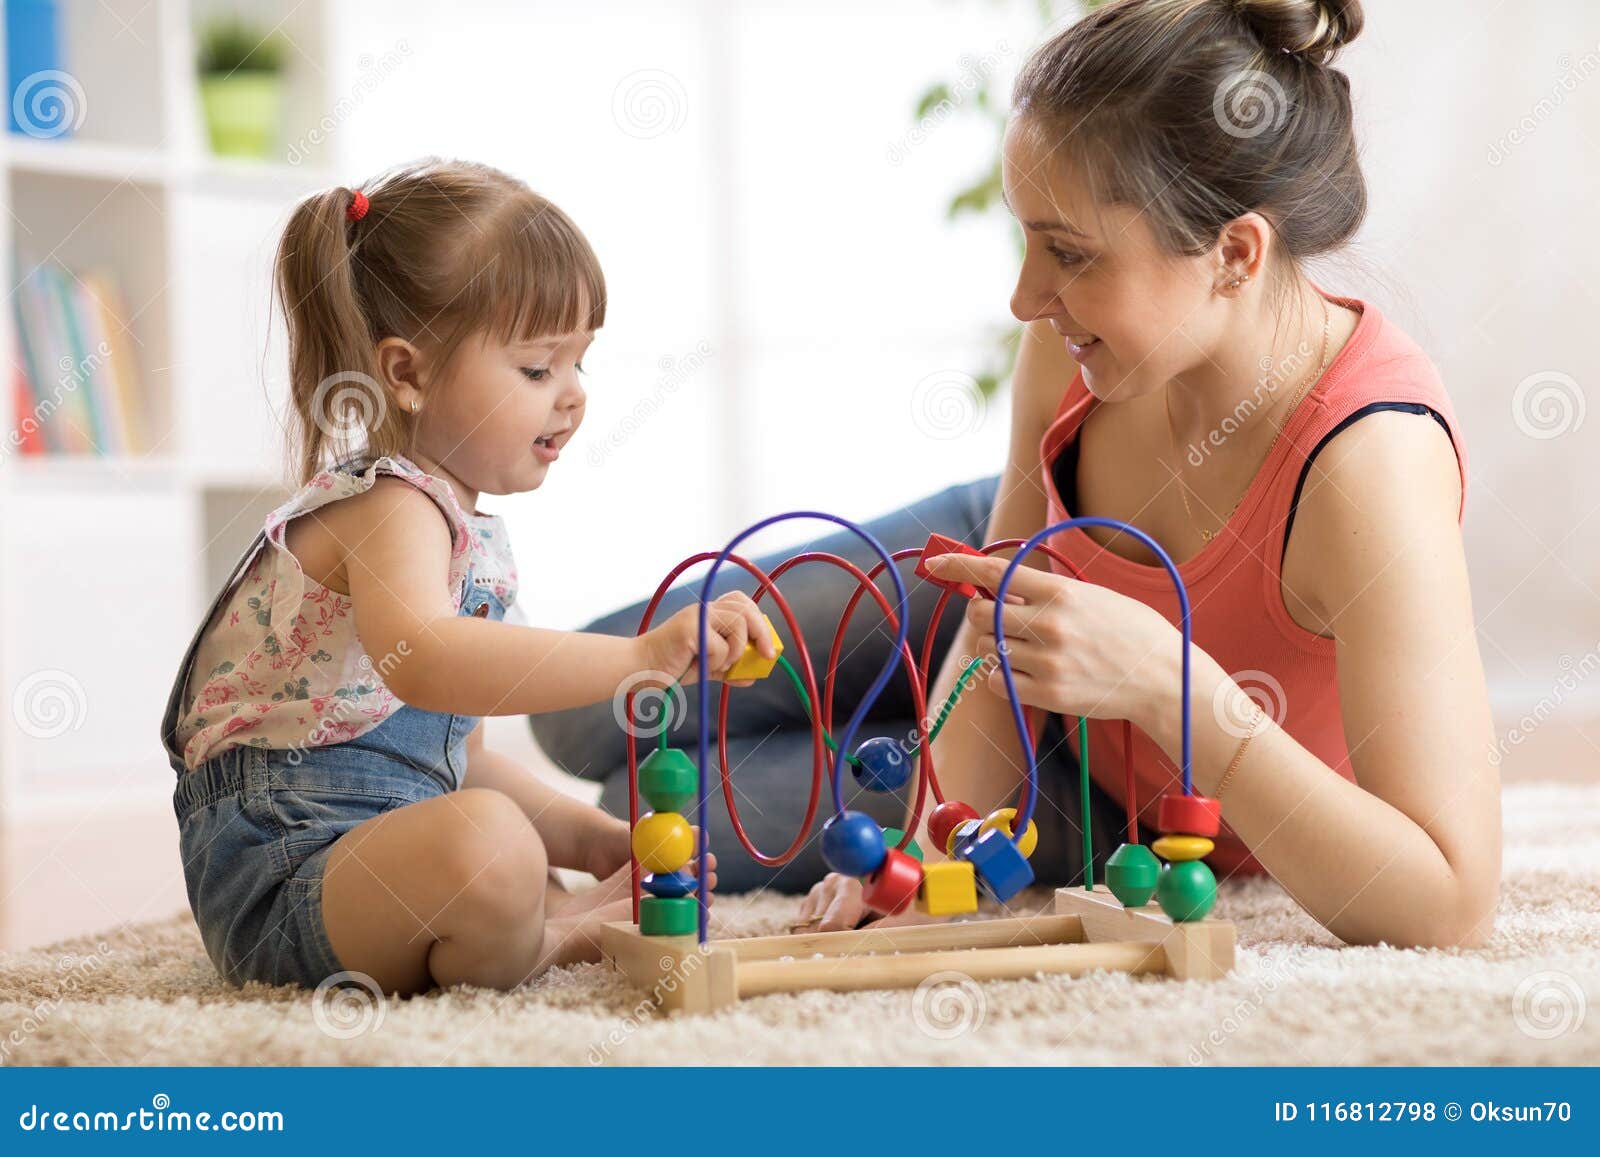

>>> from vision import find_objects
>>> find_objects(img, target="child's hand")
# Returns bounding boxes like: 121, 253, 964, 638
643, 591, 774, 686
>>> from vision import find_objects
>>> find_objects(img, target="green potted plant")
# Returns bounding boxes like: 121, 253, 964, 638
195, 17, 286, 159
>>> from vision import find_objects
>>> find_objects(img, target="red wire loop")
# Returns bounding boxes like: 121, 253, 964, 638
736, 549, 931, 859
623, 528, 1144, 920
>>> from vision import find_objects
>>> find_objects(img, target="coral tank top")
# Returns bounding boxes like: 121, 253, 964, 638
1037, 290, 1469, 879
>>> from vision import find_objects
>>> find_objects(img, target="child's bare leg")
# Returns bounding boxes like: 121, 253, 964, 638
320, 787, 558, 993
545, 867, 576, 915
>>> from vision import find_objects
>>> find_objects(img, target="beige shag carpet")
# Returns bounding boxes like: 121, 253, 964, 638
2, 782, 1597, 1066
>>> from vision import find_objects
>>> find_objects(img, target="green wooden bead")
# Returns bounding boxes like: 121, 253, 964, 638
639, 896, 699, 936
1105, 842, 1161, 908
1156, 859, 1217, 923
639, 747, 699, 813
881, 827, 924, 862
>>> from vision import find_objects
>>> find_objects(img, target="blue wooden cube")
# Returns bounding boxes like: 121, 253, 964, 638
958, 828, 1035, 902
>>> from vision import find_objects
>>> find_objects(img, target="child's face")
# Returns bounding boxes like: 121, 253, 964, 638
1001, 117, 1224, 403
415, 324, 592, 498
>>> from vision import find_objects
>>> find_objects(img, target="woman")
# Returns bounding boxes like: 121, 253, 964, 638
532, 0, 1499, 949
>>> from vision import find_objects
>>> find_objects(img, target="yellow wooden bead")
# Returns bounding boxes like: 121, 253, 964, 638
979, 807, 1038, 860
632, 812, 694, 874
723, 614, 785, 681
918, 860, 978, 917
1152, 834, 1214, 862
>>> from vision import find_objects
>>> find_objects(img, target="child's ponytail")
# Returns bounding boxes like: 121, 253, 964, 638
273, 159, 607, 484
275, 186, 393, 483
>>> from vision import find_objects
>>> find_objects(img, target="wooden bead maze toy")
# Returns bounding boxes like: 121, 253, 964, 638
600, 510, 1235, 1013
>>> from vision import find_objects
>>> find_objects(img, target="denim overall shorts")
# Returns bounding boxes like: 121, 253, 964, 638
159, 525, 506, 990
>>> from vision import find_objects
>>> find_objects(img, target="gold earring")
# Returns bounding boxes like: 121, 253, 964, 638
1226, 271, 1252, 291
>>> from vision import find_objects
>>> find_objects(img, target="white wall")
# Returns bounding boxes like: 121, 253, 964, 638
316, 0, 1599, 716
326, 0, 1017, 623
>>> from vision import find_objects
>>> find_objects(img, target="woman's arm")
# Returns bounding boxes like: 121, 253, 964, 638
325, 478, 772, 717
905, 321, 1072, 854
1144, 411, 1500, 948
924, 406, 1499, 949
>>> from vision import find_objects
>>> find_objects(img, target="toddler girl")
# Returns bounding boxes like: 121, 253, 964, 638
159, 159, 771, 995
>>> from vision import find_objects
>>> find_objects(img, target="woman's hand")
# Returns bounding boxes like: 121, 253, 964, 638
641, 591, 774, 687
926, 553, 1182, 724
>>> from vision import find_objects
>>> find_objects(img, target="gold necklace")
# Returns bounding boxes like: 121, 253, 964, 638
1167, 298, 1331, 543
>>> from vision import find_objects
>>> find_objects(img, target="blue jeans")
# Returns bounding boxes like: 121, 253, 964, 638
162, 527, 508, 989
529, 475, 1150, 894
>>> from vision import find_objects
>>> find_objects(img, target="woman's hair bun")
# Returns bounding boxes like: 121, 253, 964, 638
1229, 0, 1364, 64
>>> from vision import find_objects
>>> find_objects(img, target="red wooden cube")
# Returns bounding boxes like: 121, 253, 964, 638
915, 533, 991, 600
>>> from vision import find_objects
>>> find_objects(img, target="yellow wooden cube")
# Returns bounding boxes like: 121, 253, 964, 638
918, 860, 978, 916
722, 614, 784, 681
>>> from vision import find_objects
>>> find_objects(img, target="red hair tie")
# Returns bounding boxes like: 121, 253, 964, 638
346, 189, 370, 223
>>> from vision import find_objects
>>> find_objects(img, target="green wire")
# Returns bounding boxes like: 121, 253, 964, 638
772, 652, 990, 763
1079, 715, 1092, 890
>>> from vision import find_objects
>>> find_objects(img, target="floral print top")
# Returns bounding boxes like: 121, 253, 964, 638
174, 455, 519, 770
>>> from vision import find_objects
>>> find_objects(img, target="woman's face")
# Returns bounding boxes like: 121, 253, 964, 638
1002, 117, 1222, 403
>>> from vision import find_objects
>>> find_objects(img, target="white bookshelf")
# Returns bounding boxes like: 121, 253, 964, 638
0, 0, 338, 949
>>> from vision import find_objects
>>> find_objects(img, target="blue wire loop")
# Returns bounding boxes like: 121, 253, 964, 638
994, 517, 1193, 843
693, 512, 909, 943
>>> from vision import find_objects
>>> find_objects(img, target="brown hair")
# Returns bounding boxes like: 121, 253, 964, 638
1012, 0, 1365, 305
274, 158, 607, 482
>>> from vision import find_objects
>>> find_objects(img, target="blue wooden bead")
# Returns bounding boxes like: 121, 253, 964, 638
958, 828, 1035, 903
820, 810, 886, 877
642, 869, 697, 898
852, 737, 912, 792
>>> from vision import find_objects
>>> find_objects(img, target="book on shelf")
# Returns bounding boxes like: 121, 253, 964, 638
9, 259, 145, 456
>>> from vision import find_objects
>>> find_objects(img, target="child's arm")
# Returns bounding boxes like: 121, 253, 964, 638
462, 724, 629, 876
334, 479, 773, 716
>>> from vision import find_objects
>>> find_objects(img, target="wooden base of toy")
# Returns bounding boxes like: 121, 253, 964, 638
600, 885, 1234, 1014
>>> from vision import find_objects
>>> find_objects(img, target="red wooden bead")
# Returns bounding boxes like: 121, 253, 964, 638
914, 533, 991, 600
1157, 793, 1221, 838
927, 800, 980, 858
861, 848, 923, 916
